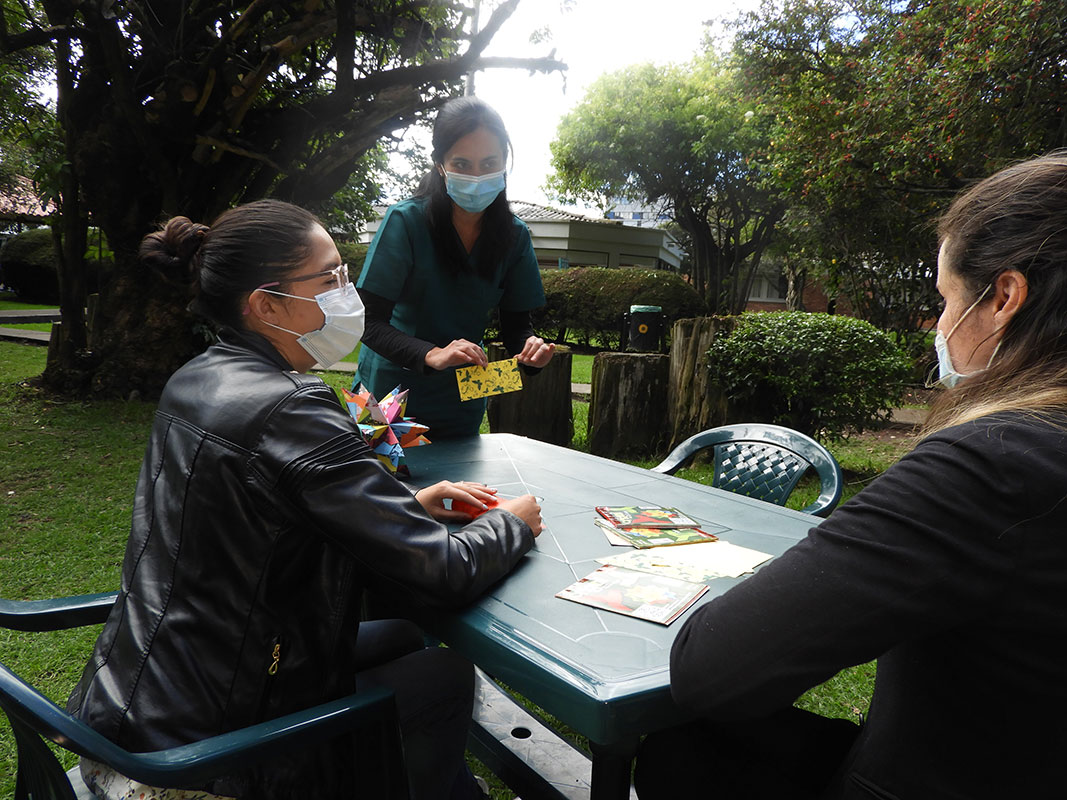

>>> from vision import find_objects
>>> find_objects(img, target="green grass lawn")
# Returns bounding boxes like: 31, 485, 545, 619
0, 294, 56, 332
0, 294, 54, 311
571, 353, 593, 384
0, 341, 909, 798
0, 322, 52, 332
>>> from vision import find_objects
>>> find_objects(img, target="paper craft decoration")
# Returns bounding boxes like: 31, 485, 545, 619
341, 384, 430, 475
594, 505, 700, 529
455, 358, 523, 401
556, 564, 708, 625
593, 519, 721, 548
597, 540, 774, 582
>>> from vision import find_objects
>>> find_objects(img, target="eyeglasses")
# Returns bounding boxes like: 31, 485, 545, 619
265, 263, 349, 292
243, 264, 350, 315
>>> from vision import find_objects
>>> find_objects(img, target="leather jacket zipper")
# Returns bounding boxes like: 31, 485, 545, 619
255, 636, 282, 722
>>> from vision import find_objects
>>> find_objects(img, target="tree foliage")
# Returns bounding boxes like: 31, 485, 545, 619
0, 0, 563, 397
0, 1, 57, 204
732, 0, 1067, 350
547, 58, 784, 314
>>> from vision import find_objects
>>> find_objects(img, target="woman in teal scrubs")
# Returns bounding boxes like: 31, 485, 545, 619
355, 96, 555, 438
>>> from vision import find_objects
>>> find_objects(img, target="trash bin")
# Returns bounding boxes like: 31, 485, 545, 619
624, 304, 665, 352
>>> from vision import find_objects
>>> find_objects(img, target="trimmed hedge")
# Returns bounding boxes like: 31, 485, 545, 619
708, 311, 912, 438
0, 227, 59, 303
534, 266, 706, 350
0, 226, 113, 304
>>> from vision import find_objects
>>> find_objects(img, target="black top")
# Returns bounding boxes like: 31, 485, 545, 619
670, 411, 1067, 798
359, 288, 539, 374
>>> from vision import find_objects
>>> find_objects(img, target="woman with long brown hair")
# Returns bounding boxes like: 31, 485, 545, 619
634, 152, 1067, 799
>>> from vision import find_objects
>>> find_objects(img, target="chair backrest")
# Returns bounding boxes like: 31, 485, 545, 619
652, 423, 843, 517
0, 595, 410, 799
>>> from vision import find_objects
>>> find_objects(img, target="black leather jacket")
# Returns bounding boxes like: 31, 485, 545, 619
67, 328, 533, 793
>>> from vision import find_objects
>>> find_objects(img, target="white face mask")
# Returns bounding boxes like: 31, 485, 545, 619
257, 282, 365, 368
931, 284, 994, 389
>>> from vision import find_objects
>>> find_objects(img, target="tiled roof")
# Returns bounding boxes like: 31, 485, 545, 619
0, 176, 54, 219
510, 200, 621, 225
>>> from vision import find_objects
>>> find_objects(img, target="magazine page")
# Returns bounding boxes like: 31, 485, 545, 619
593, 519, 720, 548
597, 540, 774, 582
555, 564, 709, 625
594, 505, 700, 529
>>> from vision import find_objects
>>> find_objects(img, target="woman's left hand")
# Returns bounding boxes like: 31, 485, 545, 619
414, 480, 499, 522
515, 336, 555, 368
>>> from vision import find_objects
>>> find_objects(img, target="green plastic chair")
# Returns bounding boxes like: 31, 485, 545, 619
652, 423, 843, 518
0, 593, 410, 800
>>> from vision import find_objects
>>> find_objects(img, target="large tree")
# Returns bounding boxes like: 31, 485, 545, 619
547, 58, 784, 313
732, 0, 1067, 348
0, 0, 562, 397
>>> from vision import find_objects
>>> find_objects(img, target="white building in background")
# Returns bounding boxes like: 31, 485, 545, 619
357, 200, 682, 271
602, 198, 686, 270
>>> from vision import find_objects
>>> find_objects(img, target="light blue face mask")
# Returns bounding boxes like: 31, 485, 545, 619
931, 284, 995, 389
444, 170, 506, 213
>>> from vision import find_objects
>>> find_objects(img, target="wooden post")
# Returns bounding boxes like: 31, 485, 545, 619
667, 317, 731, 449
588, 352, 670, 459
486, 342, 573, 446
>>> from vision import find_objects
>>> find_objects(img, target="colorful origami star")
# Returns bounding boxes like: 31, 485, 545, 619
341, 384, 430, 475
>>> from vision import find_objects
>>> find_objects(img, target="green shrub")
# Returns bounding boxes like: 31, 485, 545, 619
535, 266, 706, 349
0, 226, 58, 302
336, 240, 369, 273
708, 311, 912, 438
0, 226, 115, 303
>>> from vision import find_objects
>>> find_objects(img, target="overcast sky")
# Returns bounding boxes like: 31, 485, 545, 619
430, 0, 761, 212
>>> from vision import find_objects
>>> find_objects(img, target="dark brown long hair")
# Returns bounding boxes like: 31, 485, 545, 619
924, 151, 1067, 434
140, 200, 320, 328
415, 96, 515, 280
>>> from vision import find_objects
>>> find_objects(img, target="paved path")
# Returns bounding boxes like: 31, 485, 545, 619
0, 308, 60, 345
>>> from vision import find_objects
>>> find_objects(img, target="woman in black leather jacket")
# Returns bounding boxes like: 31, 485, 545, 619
67, 199, 543, 800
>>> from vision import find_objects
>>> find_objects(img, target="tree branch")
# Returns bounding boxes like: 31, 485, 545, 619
194, 135, 284, 173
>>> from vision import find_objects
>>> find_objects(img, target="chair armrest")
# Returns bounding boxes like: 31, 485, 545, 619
0, 658, 398, 788
0, 593, 119, 631
111, 685, 399, 786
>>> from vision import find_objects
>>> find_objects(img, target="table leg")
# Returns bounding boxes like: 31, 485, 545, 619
588, 738, 639, 800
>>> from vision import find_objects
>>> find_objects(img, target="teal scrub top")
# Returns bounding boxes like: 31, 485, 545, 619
355, 197, 546, 438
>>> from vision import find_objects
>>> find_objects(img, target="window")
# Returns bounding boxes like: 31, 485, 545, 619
749, 272, 787, 302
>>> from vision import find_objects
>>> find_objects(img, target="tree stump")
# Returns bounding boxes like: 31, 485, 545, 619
486, 342, 573, 446
668, 317, 732, 448
588, 352, 670, 459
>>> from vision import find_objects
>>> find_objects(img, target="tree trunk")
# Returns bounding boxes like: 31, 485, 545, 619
588, 352, 670, 459
486, 342, 573, 446
667, 317, 731, 449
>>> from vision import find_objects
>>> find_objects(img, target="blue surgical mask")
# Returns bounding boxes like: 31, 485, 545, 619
931, 284, 994, 389
444, 170, 506, 213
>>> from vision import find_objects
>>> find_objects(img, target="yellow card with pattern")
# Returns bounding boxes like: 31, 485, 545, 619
456, 358, 523, 401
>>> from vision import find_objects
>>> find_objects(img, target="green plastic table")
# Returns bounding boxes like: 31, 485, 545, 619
404, 434, 816, 800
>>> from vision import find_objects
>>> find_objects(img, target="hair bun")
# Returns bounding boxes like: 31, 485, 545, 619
140, 216, 210, 284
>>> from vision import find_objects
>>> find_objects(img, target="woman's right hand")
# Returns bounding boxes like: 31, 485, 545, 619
425, 339, 489, 370
496, 494, 544, 537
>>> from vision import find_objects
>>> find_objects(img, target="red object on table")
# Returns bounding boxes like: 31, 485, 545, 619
452, 497, 499, 518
